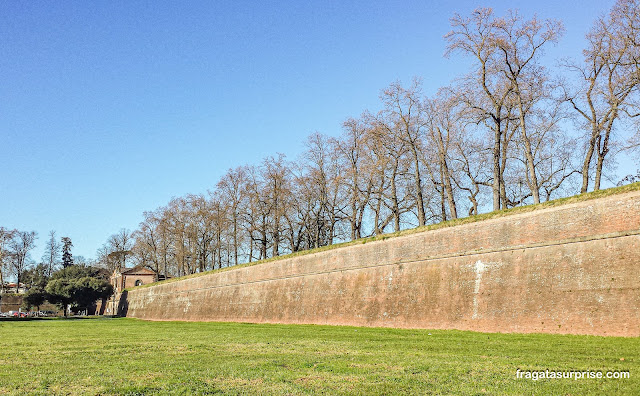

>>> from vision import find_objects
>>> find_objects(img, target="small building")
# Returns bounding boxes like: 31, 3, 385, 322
111, 266, 158, 294
101, 266, 170, 315
2, 283, 26, 294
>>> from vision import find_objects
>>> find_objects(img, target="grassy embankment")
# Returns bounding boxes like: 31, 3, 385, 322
0, 317, 636, 395
136, 181, 640, 291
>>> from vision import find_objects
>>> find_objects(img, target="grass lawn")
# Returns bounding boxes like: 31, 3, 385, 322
0, 318, 637, 395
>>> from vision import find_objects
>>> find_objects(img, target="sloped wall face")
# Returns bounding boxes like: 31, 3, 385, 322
119, 191, 640, 336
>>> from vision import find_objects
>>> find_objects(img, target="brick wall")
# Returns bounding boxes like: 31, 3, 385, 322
116, 191, 640, 336
122, 273, 156, 290
0, 294, 60, 314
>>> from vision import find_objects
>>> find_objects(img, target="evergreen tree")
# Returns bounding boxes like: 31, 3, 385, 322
46, 265, 113, 316
61, 237, 73, 268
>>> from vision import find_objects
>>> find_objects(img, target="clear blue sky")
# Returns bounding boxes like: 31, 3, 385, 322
1, 0, 629, 262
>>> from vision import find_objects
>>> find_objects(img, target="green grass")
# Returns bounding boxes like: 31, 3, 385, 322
0, 318, 637, 395
137, 182, 640, 291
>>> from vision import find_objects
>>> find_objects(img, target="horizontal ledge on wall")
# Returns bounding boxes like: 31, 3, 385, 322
128, 229, 640, 298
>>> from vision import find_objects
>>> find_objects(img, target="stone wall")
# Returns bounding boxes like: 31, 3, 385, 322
117, 191, 640, 336
0, 294, 23, 312
0, 294, 60, 314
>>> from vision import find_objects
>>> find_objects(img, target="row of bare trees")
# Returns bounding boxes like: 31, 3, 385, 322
97, 2, 639, 278
447, 2, 639, 208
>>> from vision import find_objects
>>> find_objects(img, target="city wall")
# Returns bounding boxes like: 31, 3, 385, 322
116, 190, 640, 336
0, 294, 59, 314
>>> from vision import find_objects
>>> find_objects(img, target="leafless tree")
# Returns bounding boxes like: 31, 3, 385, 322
492, 10, 564, 203
243, 164, 271, 261
339, 116, 375, 239
446, 8, 516, 211
0, 227, 16, 293
376, 79, 430, 225
41, 230, 61, 277
261, 154, 292, 257
9, 231, 37, 292
105, 229, 134, 271
367, 113, 413, 233
563, 0, 640, 192
446, 8, 568, 208
424, 89, 463, 220
217, 166, 249, 265
300, 133, 346, 248
133, 209, 173, 276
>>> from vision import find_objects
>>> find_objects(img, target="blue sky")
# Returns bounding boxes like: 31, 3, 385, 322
1, 0, 630, 261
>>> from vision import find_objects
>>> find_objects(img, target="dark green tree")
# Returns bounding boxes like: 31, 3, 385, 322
22, 287, 47, 311
22, 263, 51, 312
22, 263, 49, 289
61, 237, 73, 268
46, 266, 113, 316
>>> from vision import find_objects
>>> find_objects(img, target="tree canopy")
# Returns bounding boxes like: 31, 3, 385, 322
45, 266, 113, 315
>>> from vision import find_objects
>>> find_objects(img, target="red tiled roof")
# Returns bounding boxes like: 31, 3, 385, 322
119, 266, 157, 275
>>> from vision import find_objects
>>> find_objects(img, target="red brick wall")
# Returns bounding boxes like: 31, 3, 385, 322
117, 191, 640, 336
1, 294, 60, 314
123, 273, 156, 290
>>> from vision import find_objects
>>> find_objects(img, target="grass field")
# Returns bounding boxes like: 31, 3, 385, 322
0, 318, 637, 395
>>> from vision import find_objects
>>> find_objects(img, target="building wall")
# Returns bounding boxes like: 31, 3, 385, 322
112, 272, 156, 294
122, 273, 156, 290
0, 294, 60, 314
116, 190, 640, 336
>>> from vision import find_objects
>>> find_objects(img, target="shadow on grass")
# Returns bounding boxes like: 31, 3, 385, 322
0, 315, 120, 322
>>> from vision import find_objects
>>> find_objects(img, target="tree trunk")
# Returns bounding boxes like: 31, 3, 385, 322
350, 198, 358, 240
581, 131, 598, 193
492, 126, 502, 211
233, 213, 238, 266
594, 114, 615, 191
436, 129, 457, 219
391, 168, 400, 232
517, 105, 540, 204
411, 149, 426, 226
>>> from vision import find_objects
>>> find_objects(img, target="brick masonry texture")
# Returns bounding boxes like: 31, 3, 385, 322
117, 191, 640, 336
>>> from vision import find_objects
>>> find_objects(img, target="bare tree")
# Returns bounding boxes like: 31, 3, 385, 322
367, 113, 413, 232
446, 8, 569, 208
377, 79, 430, 225
424, 89, 463, 220
339, 116, 374, 240
0, 228, 16, 293
563, 0, 640, 192
300, 133, 346, 248
243, 164, 270, 261
42, 230, 61, 277
446, 8, 516, 211
133, 210, 172, 275
104, 229, 134, 270
492, 10, 564, 203
9, 231, 37, 292
216, 166, 249, 266
451, 134, 491, 216
261, 154, 291, 257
